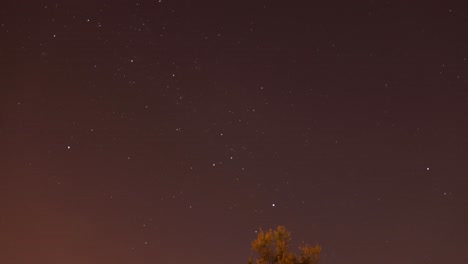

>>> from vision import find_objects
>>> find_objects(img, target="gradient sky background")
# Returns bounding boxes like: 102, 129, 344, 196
2, 1, 468, 264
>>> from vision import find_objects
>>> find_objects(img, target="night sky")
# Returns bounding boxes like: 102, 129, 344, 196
2, 1, 468, 264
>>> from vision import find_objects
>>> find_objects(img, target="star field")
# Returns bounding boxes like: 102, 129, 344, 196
1, 1, 468, 264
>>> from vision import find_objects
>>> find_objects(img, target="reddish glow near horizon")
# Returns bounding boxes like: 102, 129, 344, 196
2, 1, 467, 264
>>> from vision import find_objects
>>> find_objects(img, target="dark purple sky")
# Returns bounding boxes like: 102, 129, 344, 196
2, 1, 468, 264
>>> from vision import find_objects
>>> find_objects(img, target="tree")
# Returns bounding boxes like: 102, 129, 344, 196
249, 225, 321, 264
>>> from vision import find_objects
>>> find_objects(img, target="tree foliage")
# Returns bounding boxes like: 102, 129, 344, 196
249, 226, 321, 264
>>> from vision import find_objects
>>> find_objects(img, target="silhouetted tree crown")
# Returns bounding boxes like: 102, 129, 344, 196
248, 225, 321, 264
